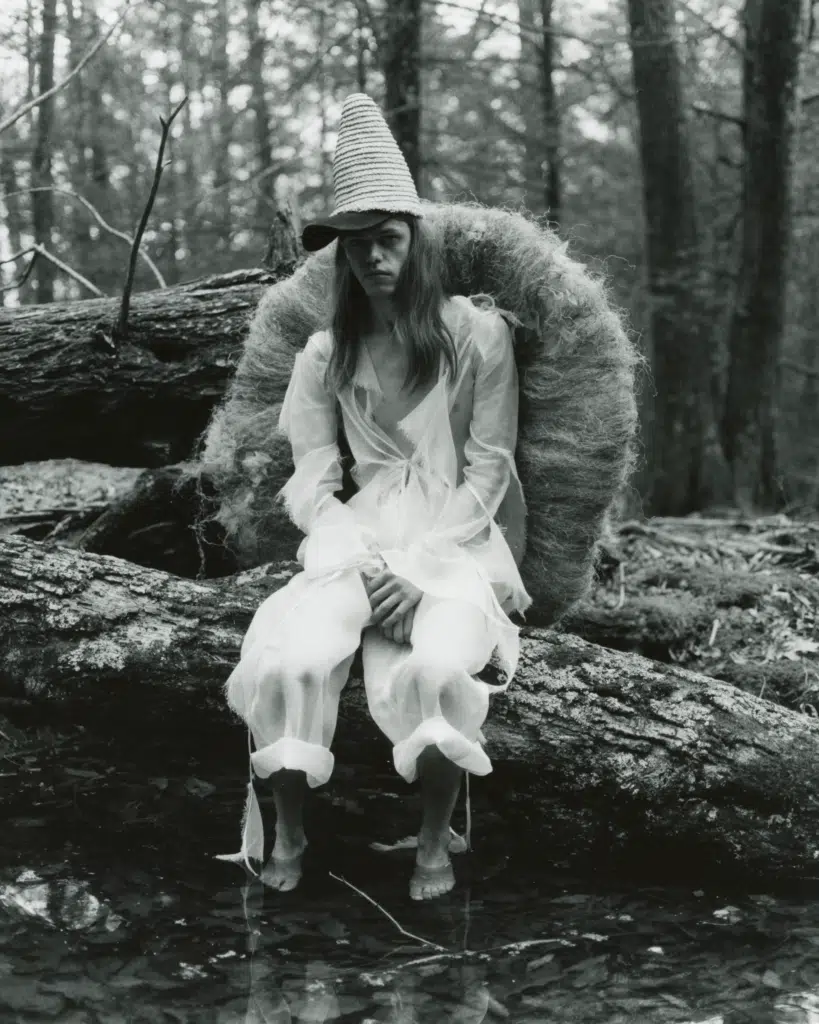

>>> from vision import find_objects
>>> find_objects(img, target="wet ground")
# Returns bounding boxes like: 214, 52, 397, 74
2, 721, 819, 1024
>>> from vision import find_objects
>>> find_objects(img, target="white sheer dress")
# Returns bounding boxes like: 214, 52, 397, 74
219, 295, 532, 868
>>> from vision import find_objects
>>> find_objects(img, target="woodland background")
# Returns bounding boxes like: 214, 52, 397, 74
0, 0, 818, 517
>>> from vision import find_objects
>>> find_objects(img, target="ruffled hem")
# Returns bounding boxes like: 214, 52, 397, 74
251, 738, 334, 788
392, 715, 492, 783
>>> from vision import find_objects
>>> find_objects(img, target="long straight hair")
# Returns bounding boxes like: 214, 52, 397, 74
326, 215, 457, 395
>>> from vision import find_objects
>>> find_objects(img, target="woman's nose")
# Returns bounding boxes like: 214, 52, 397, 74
365, 243, 385, 264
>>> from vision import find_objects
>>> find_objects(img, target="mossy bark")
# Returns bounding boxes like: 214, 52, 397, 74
0, 268, 285, 467
2, 535, 818, 880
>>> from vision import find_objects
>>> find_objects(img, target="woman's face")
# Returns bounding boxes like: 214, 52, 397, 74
339, 217, 412, 299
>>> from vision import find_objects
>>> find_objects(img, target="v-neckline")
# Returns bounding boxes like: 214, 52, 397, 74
360, 345, 444, 452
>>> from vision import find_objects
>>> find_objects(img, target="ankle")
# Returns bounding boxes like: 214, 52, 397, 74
273, 826, 306, 856
417, 826, 451, 850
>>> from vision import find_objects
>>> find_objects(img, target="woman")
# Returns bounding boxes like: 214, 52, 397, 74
221, 94, 531, 900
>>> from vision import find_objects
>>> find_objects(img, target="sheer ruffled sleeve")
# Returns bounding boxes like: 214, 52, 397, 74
278, 332, 378, 578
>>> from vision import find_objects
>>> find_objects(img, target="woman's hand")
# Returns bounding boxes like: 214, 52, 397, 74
364, 570, 423, 631
382, 606, 416, 645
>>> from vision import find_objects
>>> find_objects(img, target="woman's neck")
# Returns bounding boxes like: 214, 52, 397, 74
367, 296, 398, 337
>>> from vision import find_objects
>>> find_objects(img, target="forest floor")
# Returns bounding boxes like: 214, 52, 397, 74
576, 513, 819, 712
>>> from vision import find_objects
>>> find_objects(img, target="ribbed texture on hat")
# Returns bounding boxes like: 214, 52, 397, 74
330, 94, 422, 217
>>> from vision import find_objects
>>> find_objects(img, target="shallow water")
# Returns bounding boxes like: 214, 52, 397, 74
2, 725, 819, 1024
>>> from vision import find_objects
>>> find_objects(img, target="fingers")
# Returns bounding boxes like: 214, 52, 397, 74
368, 577, 399, 606
381, 609, 411, 645
381, 598, 414, 630
371, 591, 403, 624
404, 605, 416, 643
363, 570, 389, 596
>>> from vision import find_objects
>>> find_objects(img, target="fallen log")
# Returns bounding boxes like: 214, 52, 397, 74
2, 535, 818, 880
0, 268, 285, 467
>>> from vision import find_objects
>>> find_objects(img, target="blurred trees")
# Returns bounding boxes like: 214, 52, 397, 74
0, 0, 817, 514
627, 0, 725, 515
722, 0, 808, 510
30, 0, 56, 303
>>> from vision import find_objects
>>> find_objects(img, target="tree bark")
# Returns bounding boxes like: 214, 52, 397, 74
539, 0, 560, 224
627, 0, 727, 515
383, 0, 422, 187
211, 0, 233, 261
517, 0, 560, 222
31, 0, 58, 304
0, 125, 25, 305
722, 0, 806, 510
2, 535, 819, 880
246, 0, 276, 238
65, 0, 93, 280
0, 268, 289, 466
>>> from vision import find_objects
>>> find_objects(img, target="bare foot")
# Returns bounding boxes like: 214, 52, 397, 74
261, 834, 306, 893
410, 832, 455, 901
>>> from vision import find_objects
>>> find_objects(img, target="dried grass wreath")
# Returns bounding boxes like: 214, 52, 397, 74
201, 202, 640, 624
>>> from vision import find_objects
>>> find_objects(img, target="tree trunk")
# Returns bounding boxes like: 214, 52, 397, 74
383, 0, 422, 187
517, 0, 560, 222
2, 534, 818, 880
0, 126, 25, 305
246, 0, 276, 239
65, 0, 93, 281
212, 0, 233, 261
31, 0, 58, 305
0, 268, 289, 466
85, 7, 116, 295
518, 0, 545, 214
722, 0, 806, 511
539, 0, 560, 223
627, 0, 725, 516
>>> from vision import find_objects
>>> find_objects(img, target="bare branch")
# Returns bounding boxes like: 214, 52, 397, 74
2, 187, 166, 288
780, 358, 819, 379
350, 0, 382, 48
0, 0, 142, 135
429, 0, 618, 50
1, 244, 103, 297
114, 97, 188, 346
692, 102, 745, 128
0, 249, 39, 294
803, 91, 819, 107
675, 0, 743, 54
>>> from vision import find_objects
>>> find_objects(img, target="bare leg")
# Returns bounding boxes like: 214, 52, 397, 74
411, 747, 462, 900
261, 768, 308, 892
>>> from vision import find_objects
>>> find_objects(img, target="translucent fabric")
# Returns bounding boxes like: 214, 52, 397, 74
277, 294, 532, 666
220, 295, 532, 869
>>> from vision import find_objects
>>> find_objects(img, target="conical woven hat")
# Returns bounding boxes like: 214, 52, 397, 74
302, 93, 423, 251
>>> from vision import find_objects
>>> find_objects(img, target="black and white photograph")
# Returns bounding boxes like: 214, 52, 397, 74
0, 0, 818, 1020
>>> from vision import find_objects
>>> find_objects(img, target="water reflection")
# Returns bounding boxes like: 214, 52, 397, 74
237, 880, 497, 1023
4, 737, 819, 1024
0, 869, 123, 932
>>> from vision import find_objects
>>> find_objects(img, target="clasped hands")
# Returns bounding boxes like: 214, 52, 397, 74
362, 568, 422, 645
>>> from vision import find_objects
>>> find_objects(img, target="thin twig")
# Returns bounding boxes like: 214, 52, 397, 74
692, 102, 745, 129
114, 96, 187, 345
1, 244, 103, 297
0, 248, 39, 293
4, 187, 166, 287
0, 0, 141, 135
675, 0, 743, 54
328, 872, 446, 951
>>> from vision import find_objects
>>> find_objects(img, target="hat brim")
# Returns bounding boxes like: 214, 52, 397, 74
301, 210, 397, 252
